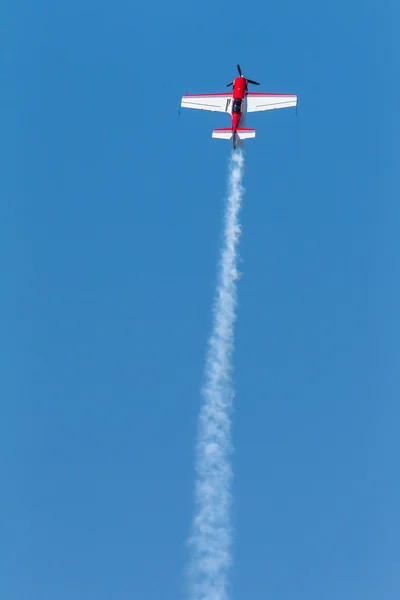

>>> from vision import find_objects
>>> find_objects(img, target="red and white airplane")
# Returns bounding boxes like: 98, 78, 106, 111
181, 64, 297, 148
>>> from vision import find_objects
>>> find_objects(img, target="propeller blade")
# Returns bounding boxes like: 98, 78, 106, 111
226, 82, 233, 87
247, 79, 260, 85
237, 64, 242, 76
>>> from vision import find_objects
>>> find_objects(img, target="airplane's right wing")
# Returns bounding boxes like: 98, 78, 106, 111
246, 93, 297, 112
181, 93, 233, 113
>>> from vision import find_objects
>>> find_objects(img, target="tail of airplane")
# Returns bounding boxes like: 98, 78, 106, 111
212, 127, 256, 141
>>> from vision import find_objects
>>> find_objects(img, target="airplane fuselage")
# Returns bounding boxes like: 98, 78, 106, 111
231, 76, 248, 143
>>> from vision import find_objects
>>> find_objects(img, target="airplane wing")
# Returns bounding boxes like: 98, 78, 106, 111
181, 93, 233, 113
246, 93, 297, 113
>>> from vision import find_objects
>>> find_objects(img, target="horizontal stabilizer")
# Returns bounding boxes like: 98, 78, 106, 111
236, 128, 256, 140
212, 128, 233, 140
212, 128, 256, 140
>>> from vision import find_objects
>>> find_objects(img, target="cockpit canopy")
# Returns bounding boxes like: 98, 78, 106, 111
232, 98, 243, 114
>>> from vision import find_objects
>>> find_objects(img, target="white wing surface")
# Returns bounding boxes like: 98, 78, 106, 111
181, 93, 233, 113
246, 93, 297, 113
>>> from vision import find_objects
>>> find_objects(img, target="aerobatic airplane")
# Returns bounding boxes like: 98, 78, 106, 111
180, 64, 297, 148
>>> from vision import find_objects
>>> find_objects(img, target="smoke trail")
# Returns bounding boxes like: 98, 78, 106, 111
188, 148, 245, 600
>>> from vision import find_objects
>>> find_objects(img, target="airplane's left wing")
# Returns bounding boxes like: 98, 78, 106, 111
246, 93, 297, 112
181, 93, 233, 113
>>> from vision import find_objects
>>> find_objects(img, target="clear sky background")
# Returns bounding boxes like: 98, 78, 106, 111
1, 1, 399, 599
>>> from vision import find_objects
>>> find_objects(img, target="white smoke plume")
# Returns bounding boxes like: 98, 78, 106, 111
188, 148, 246, 600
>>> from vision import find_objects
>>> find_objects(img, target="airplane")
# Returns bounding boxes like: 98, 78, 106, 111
180, 64, 297, 148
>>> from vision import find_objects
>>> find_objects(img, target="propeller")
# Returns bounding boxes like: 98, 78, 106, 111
227, 64, 260, 86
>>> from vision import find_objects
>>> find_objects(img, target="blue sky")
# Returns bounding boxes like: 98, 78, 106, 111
1, 0, 399, 599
